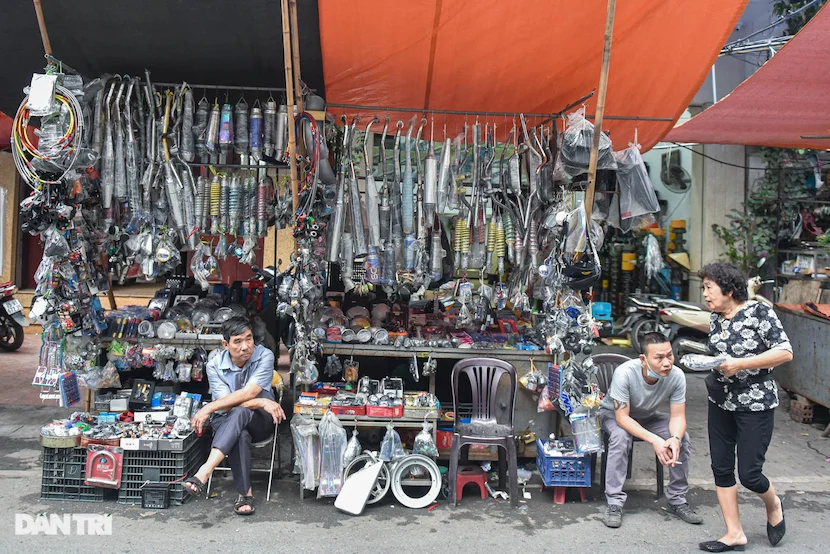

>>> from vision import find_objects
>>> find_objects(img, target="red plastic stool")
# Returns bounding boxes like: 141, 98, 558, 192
456, 465, 488, 501
551, 486, 587, 505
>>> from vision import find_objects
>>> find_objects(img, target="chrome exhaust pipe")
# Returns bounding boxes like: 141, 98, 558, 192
678, 338, 709, 354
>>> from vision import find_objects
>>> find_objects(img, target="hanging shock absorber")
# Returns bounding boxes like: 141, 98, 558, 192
257, 175, 273, 236
495, 217, 506, 277
219, 174, 230, 233
210, 176, 221, 234
228, 175, 242, 235
453, 215, 470, 271
503, 212, 515, 265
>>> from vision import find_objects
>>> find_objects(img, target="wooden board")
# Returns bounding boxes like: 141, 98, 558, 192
779, 280, 822, 304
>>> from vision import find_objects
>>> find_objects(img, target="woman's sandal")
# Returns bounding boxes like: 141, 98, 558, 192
234, 495, 255, 516
767, 496, 786, 546
183, 476, 205, 497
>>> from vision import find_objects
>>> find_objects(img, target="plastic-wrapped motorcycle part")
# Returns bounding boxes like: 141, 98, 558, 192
43, 227, 70, 258
181, 87, 196, 162
113, 81, 128, 201
379, 423, 406, 462
275, 105, 289, 160
204, 103, 220, 155
559, 108, 617, 176
218, 103, 234, 159
263, 100, 276, 157
343, 429, 362, 468
194, 97, 209, 158
324, 354, 344, 378
317, 410, 348, 497
644, 234, 667, 281
220, 174, 230, 233
290, 415, 320, 491
234, 100, 249, 156
615, 144, 660, 230
413, 421, 438, 457
680, 354, 728, 371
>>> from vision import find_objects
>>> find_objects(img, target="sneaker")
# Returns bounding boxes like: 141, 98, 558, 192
603, 505, 623, 528
667, 502, 703, 524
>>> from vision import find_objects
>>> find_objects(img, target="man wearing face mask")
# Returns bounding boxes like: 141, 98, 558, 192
600, 332, 702, 528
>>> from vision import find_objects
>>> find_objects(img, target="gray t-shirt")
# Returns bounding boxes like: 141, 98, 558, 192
599, 358, 686, 419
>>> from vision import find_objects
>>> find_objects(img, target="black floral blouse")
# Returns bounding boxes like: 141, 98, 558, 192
706, 301, 792, 412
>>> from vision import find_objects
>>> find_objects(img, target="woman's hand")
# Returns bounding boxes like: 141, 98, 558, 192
717, 356, 745, 377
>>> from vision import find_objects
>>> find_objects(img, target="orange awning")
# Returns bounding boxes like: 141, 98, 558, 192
317, 0, 748, 151
666, 4, 830, 150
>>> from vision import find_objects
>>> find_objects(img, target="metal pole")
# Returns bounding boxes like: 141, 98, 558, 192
710, 64, 718, 103
584, 0, 616, 224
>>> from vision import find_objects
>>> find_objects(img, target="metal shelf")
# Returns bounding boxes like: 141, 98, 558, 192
320, 343, 551, 362
778, 248, 829, 255
306, 414, 436, 428
751, 196, 830, 205
777, 274, 827, 281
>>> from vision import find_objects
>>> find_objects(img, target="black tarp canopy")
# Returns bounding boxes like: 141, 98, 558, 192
0, 0, 326, 116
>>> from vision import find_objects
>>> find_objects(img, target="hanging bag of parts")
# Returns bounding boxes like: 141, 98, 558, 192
559, 107, 617, 177
317, 410, 348, 498
614, 144, 660, 231
291, 415, 321, 491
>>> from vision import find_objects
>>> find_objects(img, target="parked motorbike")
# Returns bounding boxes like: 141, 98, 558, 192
661, 277, 774, 372
617, 294, 671, 353
0, 282, 28, 351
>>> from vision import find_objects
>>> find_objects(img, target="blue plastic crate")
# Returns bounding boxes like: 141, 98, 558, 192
536, 439, 591, 488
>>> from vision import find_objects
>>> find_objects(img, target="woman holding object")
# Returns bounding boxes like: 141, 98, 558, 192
697, 262, 792, 552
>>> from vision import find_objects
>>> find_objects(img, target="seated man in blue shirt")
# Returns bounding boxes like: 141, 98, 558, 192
183, 316, 285, 515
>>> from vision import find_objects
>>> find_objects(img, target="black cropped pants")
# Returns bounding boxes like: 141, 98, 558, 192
708, 402, 775, 494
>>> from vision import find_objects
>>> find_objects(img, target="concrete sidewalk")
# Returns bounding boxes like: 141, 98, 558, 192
0, 362, 828, 553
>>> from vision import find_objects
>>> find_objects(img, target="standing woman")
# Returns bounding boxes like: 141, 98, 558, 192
697, 262, 792, 552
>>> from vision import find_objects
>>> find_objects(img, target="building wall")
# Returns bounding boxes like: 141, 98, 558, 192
0, 152, 19, 284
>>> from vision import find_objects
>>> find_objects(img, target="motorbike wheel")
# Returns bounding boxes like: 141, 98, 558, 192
672, 334, 711, 373
630, 318, 665, 354
0, 318, 24, 352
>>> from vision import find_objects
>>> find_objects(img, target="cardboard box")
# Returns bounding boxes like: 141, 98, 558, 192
138, 439, 158, 451
134, 411, 170, 424
120, 438, 140, 451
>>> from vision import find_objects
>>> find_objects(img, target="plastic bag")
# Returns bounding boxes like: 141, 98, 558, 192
343, 428, 362, 468
290, 415, 320, 490
615, 144, 659, 230
570, 409, 602, 454
379, 424, 405, 462
519, 359, 547, 392
43, 227, 70, 258
413, 422, 438, 457
680, 354, 729, 371
537, 385, 556, 412
559, 108, 617, 176
644, 234, 667, 281
318, 410, 348, 498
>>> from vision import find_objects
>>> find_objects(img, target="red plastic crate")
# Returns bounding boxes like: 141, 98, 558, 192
366, 405, 403, 418
330, 405, 367, 417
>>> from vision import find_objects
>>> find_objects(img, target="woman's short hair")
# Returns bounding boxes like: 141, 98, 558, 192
698, 262, 748, 302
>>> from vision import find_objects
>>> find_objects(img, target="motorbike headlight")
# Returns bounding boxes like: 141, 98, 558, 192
627, 306, 638, 313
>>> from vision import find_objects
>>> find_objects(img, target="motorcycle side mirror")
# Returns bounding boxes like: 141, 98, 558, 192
757, 257, 767, 268
250, 265, 260, 274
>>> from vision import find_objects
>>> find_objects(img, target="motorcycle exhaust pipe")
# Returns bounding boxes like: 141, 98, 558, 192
678, 338, 709, 354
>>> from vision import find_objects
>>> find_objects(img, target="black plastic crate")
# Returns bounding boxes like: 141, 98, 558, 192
41, 447, 105, 502
117, 438, 207, 505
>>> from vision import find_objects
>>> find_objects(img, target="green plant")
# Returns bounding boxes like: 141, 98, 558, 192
712, 148, 811, 273
773, 1, 827, 35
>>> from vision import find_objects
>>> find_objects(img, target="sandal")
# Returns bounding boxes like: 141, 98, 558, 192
234, 495, 255, 516
183, 476, 205, 497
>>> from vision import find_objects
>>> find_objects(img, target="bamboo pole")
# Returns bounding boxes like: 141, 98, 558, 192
584, 0, 617, 224
32, 0, 53, 56
281, 0, 300, 214
289, 0, 305, 114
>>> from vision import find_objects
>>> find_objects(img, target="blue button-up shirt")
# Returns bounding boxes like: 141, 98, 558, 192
206, 344, 275, 405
